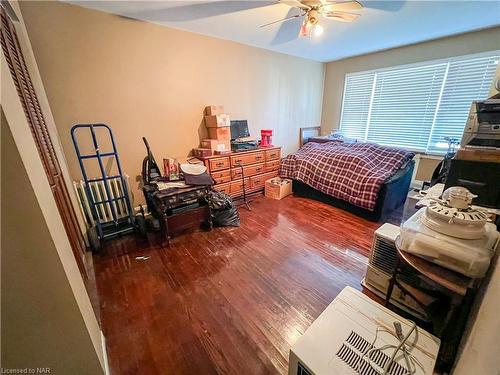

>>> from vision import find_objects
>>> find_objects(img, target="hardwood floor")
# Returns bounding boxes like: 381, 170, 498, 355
93, 195, 384, 375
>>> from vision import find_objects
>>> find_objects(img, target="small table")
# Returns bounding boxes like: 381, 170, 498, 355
385, 236, 481, 372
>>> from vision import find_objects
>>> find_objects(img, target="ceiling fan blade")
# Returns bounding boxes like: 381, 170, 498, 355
323, 11, 360, 22
362, 1, 405, 12
119, 1, 276, 22
260, 13, 303, 28
321, 1, 363, 12
279, 0, 311, 10
271, 7, 304, 45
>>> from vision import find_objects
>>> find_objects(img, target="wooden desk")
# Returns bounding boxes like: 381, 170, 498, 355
385, 236, 481, 372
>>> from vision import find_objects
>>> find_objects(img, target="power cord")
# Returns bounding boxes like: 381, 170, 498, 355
356, 320, 423, 375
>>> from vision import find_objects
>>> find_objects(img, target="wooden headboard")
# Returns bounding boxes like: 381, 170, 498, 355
300, 126, 321, 147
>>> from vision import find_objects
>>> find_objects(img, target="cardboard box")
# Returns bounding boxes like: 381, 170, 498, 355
207, 127, 231, 141
201, 138, 231, 152
204, 105, 224, 116
205, 114, 230, 128
192, 148, 212, 158
265, 177, 292, 200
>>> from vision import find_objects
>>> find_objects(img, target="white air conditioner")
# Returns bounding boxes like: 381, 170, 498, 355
362, 223, 430, 320
288, 287, 439, 375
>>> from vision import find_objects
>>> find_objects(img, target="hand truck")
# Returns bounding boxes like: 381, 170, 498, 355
71, 123, 146, 251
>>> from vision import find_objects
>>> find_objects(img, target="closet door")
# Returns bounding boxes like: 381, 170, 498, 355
1, 6, 88, 278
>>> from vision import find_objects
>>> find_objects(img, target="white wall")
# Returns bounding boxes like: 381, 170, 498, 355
20, 1, 325, 204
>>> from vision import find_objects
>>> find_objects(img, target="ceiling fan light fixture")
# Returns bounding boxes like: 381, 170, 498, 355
312, 23, 324, 37
299, 21, 310, 37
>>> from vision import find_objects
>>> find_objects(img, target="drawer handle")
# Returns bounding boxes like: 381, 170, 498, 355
216, 162, 225, 167
255, 156, 263, 160
235, 159, 242, 164
256, 167, 262, 172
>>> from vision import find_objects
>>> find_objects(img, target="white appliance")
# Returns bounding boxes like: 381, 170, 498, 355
288, 287, 440, 375
400, 187, 499, 278
362, 224, 429, 319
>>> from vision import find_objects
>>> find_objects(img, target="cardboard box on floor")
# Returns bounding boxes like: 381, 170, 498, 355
205, 114, 230, 128
265, 177, 292, 200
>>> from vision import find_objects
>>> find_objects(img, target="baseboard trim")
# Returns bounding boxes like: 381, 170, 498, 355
101, 330, 110, 375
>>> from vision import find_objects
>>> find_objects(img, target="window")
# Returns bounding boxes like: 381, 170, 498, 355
339, 51, 499, 153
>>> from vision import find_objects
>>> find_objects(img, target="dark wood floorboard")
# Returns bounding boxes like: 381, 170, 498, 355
93, 195, 385, 375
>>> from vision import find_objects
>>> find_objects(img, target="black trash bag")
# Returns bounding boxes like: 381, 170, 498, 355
208, 190, 240, 227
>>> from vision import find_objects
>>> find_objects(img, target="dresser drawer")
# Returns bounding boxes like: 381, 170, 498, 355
211, 169, 231, 184
230, 151, 265, 167
265, 149, 281, 161
265, 160, 280, 172
249, 174, 267, 190
209, 157, 230, 172
230, 178, 250, 194
231, 163, 265, 179
213, 182, 231, 194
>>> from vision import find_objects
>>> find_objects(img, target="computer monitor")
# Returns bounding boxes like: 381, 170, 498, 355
230, 120, 250, 140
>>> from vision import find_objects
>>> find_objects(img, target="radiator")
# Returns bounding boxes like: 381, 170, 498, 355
73, 175, 131, 227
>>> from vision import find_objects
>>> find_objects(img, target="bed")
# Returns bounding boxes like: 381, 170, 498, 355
280, 140, 415, 221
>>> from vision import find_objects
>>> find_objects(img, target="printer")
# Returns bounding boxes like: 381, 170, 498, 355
460, 99, 500, 150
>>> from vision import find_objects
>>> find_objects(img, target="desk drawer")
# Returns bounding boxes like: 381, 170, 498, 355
230, 151, 265, 167
213, 182, 231, 194
212, 169, 231, 184
265, 149, 281, 161
265, 160, 280, 172
210, 157, 230, 172
231, 163, 265, 179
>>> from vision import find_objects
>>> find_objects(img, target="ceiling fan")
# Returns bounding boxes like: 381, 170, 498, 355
261, 0, 363, 37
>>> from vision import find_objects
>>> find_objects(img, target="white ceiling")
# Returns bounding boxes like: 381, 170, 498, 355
69, 1, 500, 62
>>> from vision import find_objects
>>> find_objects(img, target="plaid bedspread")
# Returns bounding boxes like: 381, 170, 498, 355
280, 141, 414, 211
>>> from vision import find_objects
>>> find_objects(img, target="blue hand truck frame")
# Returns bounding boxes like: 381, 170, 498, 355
71, 123, 145, 250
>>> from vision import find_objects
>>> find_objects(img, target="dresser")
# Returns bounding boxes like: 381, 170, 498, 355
200, 146, 281, 197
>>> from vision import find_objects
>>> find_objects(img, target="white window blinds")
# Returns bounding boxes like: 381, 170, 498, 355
339, 51, 499, 153
339, 72, 375, 140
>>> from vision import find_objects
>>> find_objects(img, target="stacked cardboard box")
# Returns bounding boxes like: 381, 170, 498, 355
203, 105, 231, 154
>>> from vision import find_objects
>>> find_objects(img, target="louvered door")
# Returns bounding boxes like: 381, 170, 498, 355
1, 6, 88, 277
